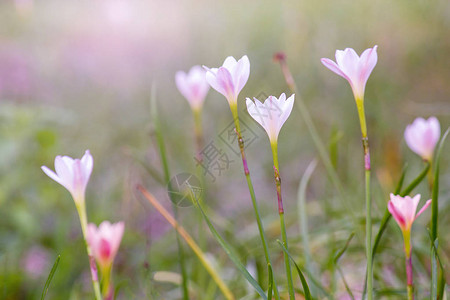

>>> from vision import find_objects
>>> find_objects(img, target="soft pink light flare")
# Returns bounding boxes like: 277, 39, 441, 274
0, 46, 34, 99
388, 194, 431, 232
246, 93, 295, 144
22, 246, 51, 279
87, 221, 125, 269
175, 65, 210, 110
404, 117, 441, 161
321, 46, 378, 100
41, 150, 93, 204
204, 55, 250, 106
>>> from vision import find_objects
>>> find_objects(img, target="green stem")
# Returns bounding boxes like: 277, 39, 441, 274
407, 284, 414, 300
403, 230, 414, 300
230, 106, 280, 300
101, 265, 112, 299
271, 143, 295, 300
193, 108, 204, 164
431, 247, 438, 300
365, 167, 372, 300
280, 213, 295, 299
76, 201, 103, 300
429, 162, 438, 300
355, 97, 372, 300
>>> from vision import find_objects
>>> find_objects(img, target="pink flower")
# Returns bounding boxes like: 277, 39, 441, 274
388, 194, 431, 233
404, 117, 441, 161
41, 150, 93, 204
321, 46, 378, 100
87, 221, 125, 269
175, 65, 210, 111
204, 55, 250, 107
246, 93, 295, 144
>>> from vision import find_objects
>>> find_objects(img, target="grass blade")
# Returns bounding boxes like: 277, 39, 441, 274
41, 255, 60, 300
394, 164, 408, 195
137, 185, 235, 300
334, 233, 355, 300
277, 240, 312, 300
336, 266, 355, 300
429, 235, 448, 300
297, 159, 317, 276
267, 263, 273, 300
431, 127, 449, 241
401, 162, 430, 197
431, 127, 450, 300
334, 232, 355, 263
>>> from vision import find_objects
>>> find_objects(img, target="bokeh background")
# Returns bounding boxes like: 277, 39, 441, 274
0, 0, 449, 299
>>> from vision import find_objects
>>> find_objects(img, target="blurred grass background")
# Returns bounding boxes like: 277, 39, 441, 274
0, 0, 449, 299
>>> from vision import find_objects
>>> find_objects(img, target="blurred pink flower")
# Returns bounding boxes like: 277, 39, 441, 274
404, 117, 441, 161
87, 221, 124, 270
0, 46, 34, 99
62, 34, 153, 94
175, 65, 209, 111
41, 150, 93, 204
22, 246, 51, 279
388, 194, 431, 233
321, 46, 378, 100
246, 93, 295, 144
204, 55, 250, 107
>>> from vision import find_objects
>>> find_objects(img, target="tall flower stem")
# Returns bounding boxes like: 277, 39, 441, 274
355, 98, 372, 300
403, 230, 414, 300
230, 106, 280, 300
76, 201, 103, 300
100, 265, 113, 299
271, 143, 295, 300
406, 256, 414, 300
427, 164, 438, 300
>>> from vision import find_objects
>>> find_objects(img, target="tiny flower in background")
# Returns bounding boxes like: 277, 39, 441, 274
41, 150, 93, 204
321, 46, 378, 100
204, 55, 250, 107
388, 194, 431, 236
404, 117, 441, 162
88, 221, 125, 270
175, 65, 210, 111
246, 93, 295, 145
